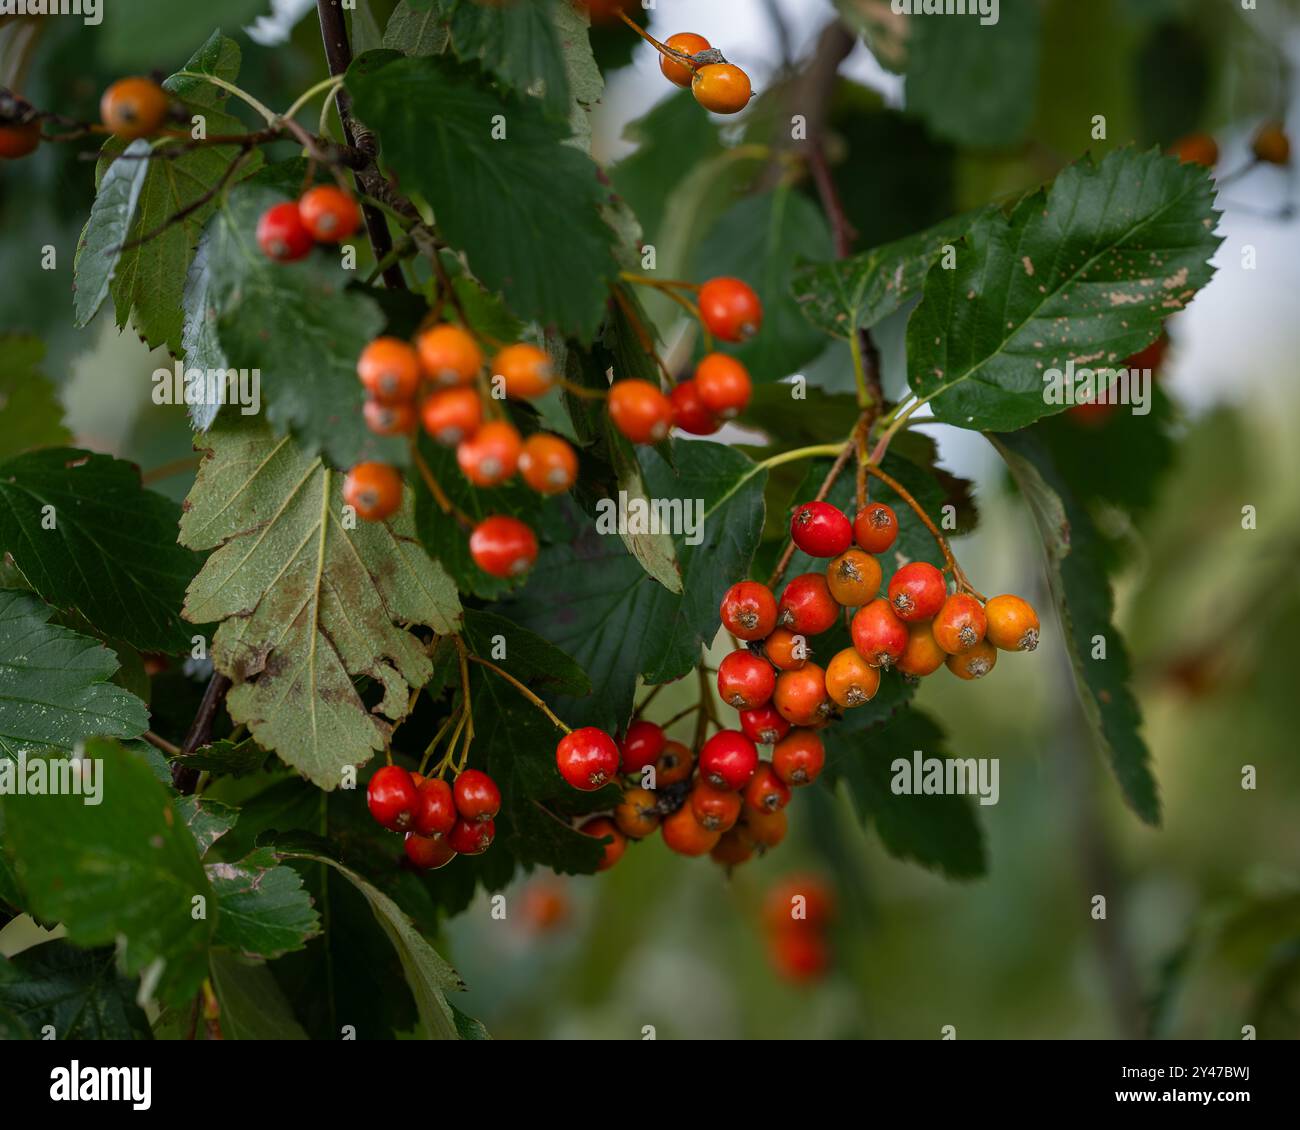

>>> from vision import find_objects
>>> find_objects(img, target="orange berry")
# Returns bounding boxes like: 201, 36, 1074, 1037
1170, 132, 1218, 168
100, 77, 169, 139
826, 548, 882, 607
608, 379, 673, 445
1252, 121, 1290, 165
932, 593, 987, 655
897, 621, 946, 677
773, 663, 830, 726
420, 386, 482, 446
984, 594, 1040, 652
456, 420, 521, 487
357, 337, 421, 404
771, 729, 825, 787
763, 873, 835, 930
711, 825, 757, 866
660, 804, 720, 856
692, 62, 752, 115
579, 816, 626, 871
492, 343, 554, 399
660, 32, 711, 87
343, 462, 403, 522
690, 782, 743, 834
762, 627, 807, 672
298, 185, 361, 242
417, 323, 483, 387
518, 433, 578, 495
363, 398, 416, 436
694, 352, 752, 419
742, 805, 787, 849
824, 647, 880, 708
945, 638, 998, 680
614, 787, 660, 839
697, 277, 762, 343
653, 740, 694, 788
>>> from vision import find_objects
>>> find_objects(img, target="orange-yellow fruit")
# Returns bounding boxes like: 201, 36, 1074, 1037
660, 32, 711, 87
100, 77, 169, 139
932, 592, 987, 655
826, 548, 882, 607
897, 621, 946, 677
824, 647, 880, 708
417, 324, 483, 387
1170, 132, 1218, 168
984, 594, 1040, 652
493, 343, 554, 399
1252, 121, 1291, 166
945, 638, 998, 680
518, 433, 578, 495
692, 63, 751, 115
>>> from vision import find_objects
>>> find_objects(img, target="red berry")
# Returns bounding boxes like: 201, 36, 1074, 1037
742, 805, 788, 848
698, 277, 762, 342
744, 762, 791, 814
710, 825, 758, 866
404, 831, 457, 870
716, 649, 776, 710
669, 379, 720, 435
654, 740, 694, 787
469, 515, 538, 579
421, 386, 483, 446
298, 184, 361, 243
457, 420, 521, 487
720, 580, 777, 641
0, 121, 40, 160
367, 765, 418, 831
453, 768, 500, 823
257, 201, 313, 262
739, 704, 791, 746
854, 502, 898, 554
851, 598, 909, 669
518, 433, 578, 495
694, 352, 752, 419
608, 379, 673, 445
363, 398, 416, 437
790, 501, 852, 558
580, 816, 627, 871
412, 776, 456, 837
417, 324, 483, 387
698, 730, 758, 791
887, 561, 947, 622
771, 729, 825, 786
448, 817, 495, 855
619, 720, 665, 776
556, 727, 620, 791
660, 804, 721, 856
777, 573, 839, 636
764, 873, 835, 929
932, 593, 987, 655
344, 462, 403, 523
690, 781, 743, 833
768, 928, 829, 983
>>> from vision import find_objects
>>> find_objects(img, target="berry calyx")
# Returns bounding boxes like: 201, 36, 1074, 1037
661, 804, 721, 856
854, 502, 898, 554
984, 594, 1040, 652
417, 323, 483, 387
932, 593, 987, 655
412, 776, 456, 837
850, 598, 908, 669
580, 816, 627, 871
761, 627, 807, 671
694, 352, 752, 419
897, 621, 946, 677
716, 648, 776, 710
771, 729, 825, 787
697, 276, 762, 342
690, 781, 743, 833
256, 201, 314, 262
743, 763, 791, 814
344, 462, 403, 522
1252, 121, 1291, 166
448, 817, 495, 855
469, 515, 538, 578
790, 501, 853, 559
669, 379, 720, 435
654, 739, 694, 787
493, 343, 554, 399
404, 831, 457, 870
887, 561, 947, 622
945, 638, 998, 680
608, 379, 673, 444
358, 337, 421, 403
660, 32, 711, 87
1170, 132, 1218, 168
692, 63, 752, 115
773, 663, 830, 726
826, 547, 883, 607
453, 768, 501, 823
614, 786, 660, 839
518, 433, 578, 495
739, 704, 790, 746
619, 720, 666, 776
367, 765, 419, 831
825, 647, 881, 708
698, 730, 759, 791
556, 727, 620, 790
363, 398, 416, 437
421, 386, 482, 446
298, 185, 361, 243
777, 573, 839, 636
457, 419, 522, 487
100, 77, 169, 139
720, 580, 777, 641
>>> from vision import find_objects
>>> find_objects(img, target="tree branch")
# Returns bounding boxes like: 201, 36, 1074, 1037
171, 672, 232, 795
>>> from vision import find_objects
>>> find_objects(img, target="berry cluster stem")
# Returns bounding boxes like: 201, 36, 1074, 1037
616, 10, 701, 72
466, 653, 572, 735
766, 434, 859, 589
409, 439, 474, 529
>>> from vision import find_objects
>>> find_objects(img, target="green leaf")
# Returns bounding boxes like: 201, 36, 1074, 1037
691, 186, 833, 382
175, 794, 238, 856
2, 739, 216, 1006
183, 182, 393, 466
791, 210, 982, 340
179, 416, 462, 789
0, 447, 201, 652
0, 942, 152, 1040
207, 949, 309, 1039
906, 148, 1222, 431
446, 0, 571, 121
504, 440, 768, 730
78, 33, 264, 354
209, 846, 321, 960
347, 53, 620, 338
462, 608, 590, 697
824, 708, 987, 879
991, 429, 1160, 824
0, 590, 148, 762
176, 736, 269, 779
904, 2, 1042, 147
0, 336, 71, 462
384, 0, 452, 55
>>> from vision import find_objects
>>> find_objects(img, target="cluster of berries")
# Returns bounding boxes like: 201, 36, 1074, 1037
256, 185, 362, 262
764, 874, 836, 984
553, 717, 824, 870
1171, 120, 1291, 169
1, 75, 171, 159
366, 764, 502, 869
658, 31, 752, 116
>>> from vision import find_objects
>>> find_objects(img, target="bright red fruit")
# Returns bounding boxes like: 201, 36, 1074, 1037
670, 379, 720, 435
694, 352, 752, 418
698, 730, 759, 791
469, 516, 538, 578
851, 598, 909, 668
620, 720, 666, 776
256, 202, 313, 262
739, 704, 791, 746
854, 502, 898, 554
690, 782, 743, 833
608, 379, 673, 444
790, 501, 852, 558
720, 580, 777, 641
404, 832, 457, 870
771, 729, 825, 786
698, 277, 763, 342
768, 928, 830, 983
556, 727, 620, 790
580, 816, 627, 871
744, 763, 791, 813
453, 768, 500, 823
448, 817, 495, 855
717, 649, 776, 710
777, 573, 839, 636
367, 765, 419, 831
887, 561, 947, 622
412, 776, 456, 837
298, 184, 361, 243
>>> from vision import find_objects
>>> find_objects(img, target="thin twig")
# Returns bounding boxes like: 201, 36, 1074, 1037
171, 672, 232, 795
466, 653, 571, 734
